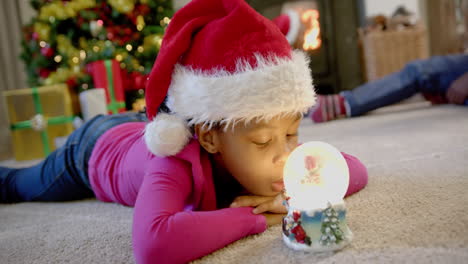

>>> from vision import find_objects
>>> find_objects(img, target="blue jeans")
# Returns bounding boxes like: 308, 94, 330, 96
341, 54, 468, 117
0, 112, 147, 203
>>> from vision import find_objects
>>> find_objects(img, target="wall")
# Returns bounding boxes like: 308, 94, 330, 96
0, 0, 35, 160
422, 0, 466, 55
173, 0, 190, 10
364, 0, 420, 18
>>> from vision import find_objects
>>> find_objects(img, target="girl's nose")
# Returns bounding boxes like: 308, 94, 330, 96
274, 141, 293, 166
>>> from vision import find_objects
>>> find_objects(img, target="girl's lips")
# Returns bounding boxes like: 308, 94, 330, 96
272, 180, 284, 192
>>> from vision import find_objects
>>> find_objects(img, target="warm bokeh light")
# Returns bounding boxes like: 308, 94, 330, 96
283, 141, 349, 210
301, 9, 321, 51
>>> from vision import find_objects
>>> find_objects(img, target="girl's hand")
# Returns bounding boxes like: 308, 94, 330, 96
229, 193, 287, 214
262, 213, 286, 226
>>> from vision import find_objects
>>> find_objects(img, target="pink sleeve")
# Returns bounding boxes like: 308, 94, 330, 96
341, 152, 368, 197
132, 159, 266, 264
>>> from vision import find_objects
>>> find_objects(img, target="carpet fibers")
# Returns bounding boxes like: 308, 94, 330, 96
1, 103, 467, 263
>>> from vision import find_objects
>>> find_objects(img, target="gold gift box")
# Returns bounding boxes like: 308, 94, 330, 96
3, 84, 75, 161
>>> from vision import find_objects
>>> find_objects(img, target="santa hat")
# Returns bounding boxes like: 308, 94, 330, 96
272, 10, 302, 45
144, 0, 316, 157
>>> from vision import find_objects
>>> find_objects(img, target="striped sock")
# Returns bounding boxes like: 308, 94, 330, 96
310, 94, 347, 123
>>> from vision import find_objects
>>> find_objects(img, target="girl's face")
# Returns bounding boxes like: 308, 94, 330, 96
213, 114, 302, 197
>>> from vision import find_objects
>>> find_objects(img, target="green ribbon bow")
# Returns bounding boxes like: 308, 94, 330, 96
10, 87, 75, 155
104, 60, 126, 114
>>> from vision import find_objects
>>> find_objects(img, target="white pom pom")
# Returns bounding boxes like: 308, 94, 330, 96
144, 113, 192, 157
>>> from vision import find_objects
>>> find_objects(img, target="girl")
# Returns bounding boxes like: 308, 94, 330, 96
1, 0, 368, 263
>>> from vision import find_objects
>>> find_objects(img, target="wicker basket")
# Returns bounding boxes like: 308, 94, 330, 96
359, 25, 429, 82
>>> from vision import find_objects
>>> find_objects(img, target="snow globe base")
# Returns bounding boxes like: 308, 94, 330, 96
282, 202, 353, 252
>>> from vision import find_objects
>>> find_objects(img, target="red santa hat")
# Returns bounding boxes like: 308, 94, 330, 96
144, 0, 316, 157
272, 10, 302, 45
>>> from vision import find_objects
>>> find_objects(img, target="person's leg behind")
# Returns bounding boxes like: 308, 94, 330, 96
310, 57, 429, 122
419, 54, 468, 105
342, 54, 468, 117
340, 61, 427, 117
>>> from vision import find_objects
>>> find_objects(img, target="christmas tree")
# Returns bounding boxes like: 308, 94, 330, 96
319, 205, 345, 246
20, 0, 173, 95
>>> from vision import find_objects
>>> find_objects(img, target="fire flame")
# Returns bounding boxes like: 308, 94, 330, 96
301, 9, 321, 51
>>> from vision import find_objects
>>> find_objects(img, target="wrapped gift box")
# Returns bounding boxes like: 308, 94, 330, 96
0, 106, 13, 160
79, 88, 108, 121
87, 60, 127, 114
3, 84, 76, 161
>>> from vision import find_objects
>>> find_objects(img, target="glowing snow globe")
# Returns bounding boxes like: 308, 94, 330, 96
282, 141, 353, 252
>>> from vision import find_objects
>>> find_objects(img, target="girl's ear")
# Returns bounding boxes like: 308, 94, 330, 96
194, 124, 221, 154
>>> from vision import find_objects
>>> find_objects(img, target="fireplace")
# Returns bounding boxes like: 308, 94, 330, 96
247, 0, 365, 94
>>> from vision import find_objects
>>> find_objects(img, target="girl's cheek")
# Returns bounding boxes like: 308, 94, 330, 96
288, 140, 298, 152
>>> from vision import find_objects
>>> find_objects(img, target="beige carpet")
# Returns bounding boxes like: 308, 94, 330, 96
1, 102, 468, 263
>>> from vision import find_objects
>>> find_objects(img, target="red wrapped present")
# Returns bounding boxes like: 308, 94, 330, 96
87, 60, 126, 114
124, 71, 148, 91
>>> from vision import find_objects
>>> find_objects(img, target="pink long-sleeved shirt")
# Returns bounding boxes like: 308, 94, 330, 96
88, 122, 368, 264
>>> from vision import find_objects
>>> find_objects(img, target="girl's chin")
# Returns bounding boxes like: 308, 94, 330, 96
248, 190, 278, 197
263, 190, 282, 197
271, 181, 284, 192
243, 185, 281, 197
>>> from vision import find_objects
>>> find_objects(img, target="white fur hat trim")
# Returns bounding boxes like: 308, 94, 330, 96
144, 113, 192, 157
167, 50, 315, 129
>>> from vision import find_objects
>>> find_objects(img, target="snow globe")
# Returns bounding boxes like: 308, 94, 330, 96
282, 141, 353, 251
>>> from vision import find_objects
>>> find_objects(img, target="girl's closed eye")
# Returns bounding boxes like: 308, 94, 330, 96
253, 138, 272, 147
252, 132, 297, 148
